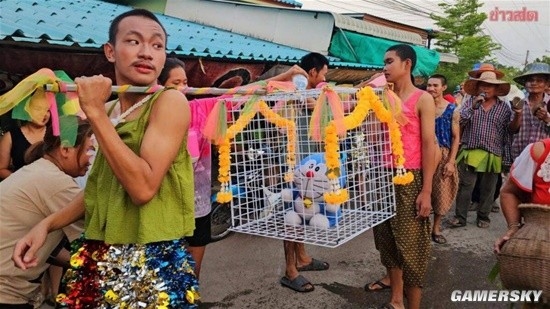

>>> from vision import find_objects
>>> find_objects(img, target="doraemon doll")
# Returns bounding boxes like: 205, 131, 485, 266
281, 153, 346, 229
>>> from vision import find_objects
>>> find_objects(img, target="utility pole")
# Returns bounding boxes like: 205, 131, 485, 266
524, 50, 530, 68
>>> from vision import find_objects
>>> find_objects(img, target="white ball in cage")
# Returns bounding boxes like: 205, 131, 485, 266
281, 188, 295, 203
324, 203, 341, 213
309, 214, 330, 229
284, 210, 303, 226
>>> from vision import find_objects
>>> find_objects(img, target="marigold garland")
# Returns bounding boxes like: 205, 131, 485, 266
216, 87, 412, 203
216, 137, 233, 203
322, 87, 372, 205
357, 87, 414, 185
257, 100, 297, 182
323, 124, 349, 204
216, 100, 297, 203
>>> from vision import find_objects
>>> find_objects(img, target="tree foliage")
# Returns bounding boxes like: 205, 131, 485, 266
430, 0, 501, 92
533, 55, 550, 65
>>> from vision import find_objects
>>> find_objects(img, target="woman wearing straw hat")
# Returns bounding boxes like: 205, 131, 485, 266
448, 64, 520, 229
510, 62, 550, 160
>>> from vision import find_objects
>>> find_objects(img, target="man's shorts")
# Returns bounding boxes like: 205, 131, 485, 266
185, 214, 211, 247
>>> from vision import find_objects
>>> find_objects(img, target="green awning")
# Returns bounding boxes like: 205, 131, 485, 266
329, 30, 440, 77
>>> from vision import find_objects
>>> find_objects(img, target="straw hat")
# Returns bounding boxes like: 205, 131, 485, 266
463, 71, 511, 96
513, 62, 550, 86
468, 63, 504, 79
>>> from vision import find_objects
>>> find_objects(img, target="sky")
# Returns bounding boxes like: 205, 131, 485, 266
300, 0, 549, 68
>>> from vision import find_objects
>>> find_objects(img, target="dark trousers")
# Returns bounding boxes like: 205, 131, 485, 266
455, 161, 499, 224
471, 173, 502, 203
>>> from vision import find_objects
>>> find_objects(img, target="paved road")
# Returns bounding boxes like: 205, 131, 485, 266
41, 202, 528, 308
198, 202, 520, 309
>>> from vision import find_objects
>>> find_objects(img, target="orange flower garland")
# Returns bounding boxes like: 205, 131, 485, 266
216, 102, 258, 203
216, 86, 412, 204
215, 100, 297, 203
257, 101, 297, 182
357, 87, 414, 185
323, 88, 371, 205
323, 124, 349, 204
216, 137, 233, 203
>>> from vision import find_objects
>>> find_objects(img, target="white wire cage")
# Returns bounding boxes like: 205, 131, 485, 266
221, 87, 396, 248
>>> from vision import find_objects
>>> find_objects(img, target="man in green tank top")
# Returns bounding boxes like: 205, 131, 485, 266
12, 9, 199, 308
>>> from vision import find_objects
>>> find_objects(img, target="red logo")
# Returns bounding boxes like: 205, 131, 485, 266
489, 7, 539, 22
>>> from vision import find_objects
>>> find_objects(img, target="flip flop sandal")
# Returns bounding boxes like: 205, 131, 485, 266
477, 220, 490, 228
364, 280, 391, 292
431, 233, 447, 244
447, 218, 466, 228
280, 275, 314, 293
296, 258, 329, 271
379, 303, 397, 309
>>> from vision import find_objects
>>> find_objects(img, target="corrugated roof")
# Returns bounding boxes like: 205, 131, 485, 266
1, 0, 371, 66
269, 0, 303, 8
331, 13, 423, 45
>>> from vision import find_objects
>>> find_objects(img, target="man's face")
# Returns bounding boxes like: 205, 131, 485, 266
427, 78, 447, 100
104, 15, 167, 86
383, 51, 408, 83
525, 74, 549, 95
308, 65, 328, 89
477, 81, 497, 97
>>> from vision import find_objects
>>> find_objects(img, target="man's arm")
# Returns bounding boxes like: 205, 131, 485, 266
416, 92, 437, 219
12, 191, 85, 270
444, 109, 460, 177
508, 103, 523, 133
533, 106, 550, 133
0, 132, 13, 179
459, 96, 474, 128
264, 65, 308, 83
75, 76, 189, 205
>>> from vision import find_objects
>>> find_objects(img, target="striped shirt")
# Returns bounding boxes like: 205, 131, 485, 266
511, 93, 550, 159
460, 96, 513, 158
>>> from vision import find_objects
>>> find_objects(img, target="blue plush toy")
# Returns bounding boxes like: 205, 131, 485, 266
281, 153, 346, 229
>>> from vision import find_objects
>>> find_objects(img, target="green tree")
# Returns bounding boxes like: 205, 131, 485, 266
430, 0, 500, 92
498, 65, 523, 85
533, 55, 550, 65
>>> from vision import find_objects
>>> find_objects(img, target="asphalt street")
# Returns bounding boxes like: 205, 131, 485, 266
40, 201, 533, 309
198, 201, 523, 309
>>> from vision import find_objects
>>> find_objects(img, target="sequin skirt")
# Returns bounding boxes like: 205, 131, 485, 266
56, 236, 199, 309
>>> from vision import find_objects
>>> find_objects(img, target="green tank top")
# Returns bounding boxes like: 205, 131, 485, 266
84, 91, 195, 244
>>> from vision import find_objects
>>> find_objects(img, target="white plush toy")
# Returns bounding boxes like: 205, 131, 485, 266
281, 153, 345, 229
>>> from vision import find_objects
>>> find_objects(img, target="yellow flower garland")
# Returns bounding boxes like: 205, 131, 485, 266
322, 87, 373, 205
257, 101, 297, 182
216, 87, 412, 204
356, 87, 414, 185
216, 137, 233, 203
216, 100, 297, 203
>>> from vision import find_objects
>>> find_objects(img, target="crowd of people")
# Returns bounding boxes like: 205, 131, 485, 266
0, 7, 549, 309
